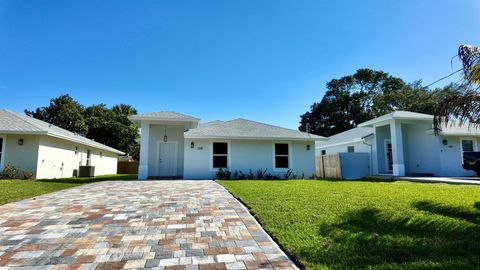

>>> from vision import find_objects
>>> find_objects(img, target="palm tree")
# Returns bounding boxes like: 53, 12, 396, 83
433, 45, 480, 131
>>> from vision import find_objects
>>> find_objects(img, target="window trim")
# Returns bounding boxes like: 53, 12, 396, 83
460, 137, 477, 164
272, 142, 292, 171
0, 135, 6, 170
210, 140, 231, 171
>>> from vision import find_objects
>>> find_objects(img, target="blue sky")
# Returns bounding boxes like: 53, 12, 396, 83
0, 1, 479, 129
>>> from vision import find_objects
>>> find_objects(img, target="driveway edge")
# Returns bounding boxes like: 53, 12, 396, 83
213, 181, 303, 270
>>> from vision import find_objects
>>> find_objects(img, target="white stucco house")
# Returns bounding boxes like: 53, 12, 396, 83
128, 112, 326, 179
0, 110, 124, 179
316, 110, 480, 178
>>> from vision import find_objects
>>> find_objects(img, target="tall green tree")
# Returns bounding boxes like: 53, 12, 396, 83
25, 94, 88, 135
299, 69, 451, 137
299, 69, 406, 136
26, 95, 140, 159
84, 104, 140, 159
434, 45, 480, 130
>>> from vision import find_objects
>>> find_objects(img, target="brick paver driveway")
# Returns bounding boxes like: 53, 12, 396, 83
0, 181, 297, 270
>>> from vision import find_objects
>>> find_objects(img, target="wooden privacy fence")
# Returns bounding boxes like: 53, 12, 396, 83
316, 154, 342, 179
117, 161, 139, 174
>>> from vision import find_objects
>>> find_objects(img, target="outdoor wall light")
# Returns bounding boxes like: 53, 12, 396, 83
163, 135, 168, 142
18, 139, 24, 146
306, 144, 310, 151
191, 142, 195, 149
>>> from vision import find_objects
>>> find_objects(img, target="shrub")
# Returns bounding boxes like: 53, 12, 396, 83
264, 173, 273, 180
216, 168, 231, 180
232, 170, 239, 180
256, 169, 267, 179
284, 169, 294, 179
1, 163, 18, 179
238, 171, 246, 180
246, 169, 254, 179
22, 171, 34, 180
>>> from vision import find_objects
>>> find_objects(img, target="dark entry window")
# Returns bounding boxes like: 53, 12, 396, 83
275, 143, 289, 168
213, 142, 228, 168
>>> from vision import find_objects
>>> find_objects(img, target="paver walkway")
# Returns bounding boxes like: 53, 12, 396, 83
0, 181, 297, 270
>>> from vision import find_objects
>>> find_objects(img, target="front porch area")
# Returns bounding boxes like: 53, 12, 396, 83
128, 112, 200, 180
360, 114, 439, 177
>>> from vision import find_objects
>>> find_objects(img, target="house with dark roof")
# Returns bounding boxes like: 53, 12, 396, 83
128, 112, 326, 179
0, 110, 124, 179
316, 110, 480, 178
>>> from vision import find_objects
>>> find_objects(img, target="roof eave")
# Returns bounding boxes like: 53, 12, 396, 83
0, 130, 48, 135
46, 132, 125, 155
184, 135, 326, 141
316, 138, 366, 149
359, 116, 433, 127
432, 131, 480, 137
128, 116, 200, 123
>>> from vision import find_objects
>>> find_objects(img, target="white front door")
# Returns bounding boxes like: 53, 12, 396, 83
157, 142, 177, 177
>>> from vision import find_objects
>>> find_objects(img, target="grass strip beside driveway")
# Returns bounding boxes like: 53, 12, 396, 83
0, 174, 137, 205
218, 180, 480, 270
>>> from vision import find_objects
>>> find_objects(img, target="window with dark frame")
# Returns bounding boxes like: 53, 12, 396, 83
213, 142, 228, 168
321, 150, 326, 155
462, 140, 474, 152
275, 143, 289, 168
461, 139, 474, 164
347, 146, 355, 153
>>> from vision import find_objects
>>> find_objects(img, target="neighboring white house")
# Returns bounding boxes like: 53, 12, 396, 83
316, 110, 480, 178
128, 112, 326, 179
0, 110, 124, 179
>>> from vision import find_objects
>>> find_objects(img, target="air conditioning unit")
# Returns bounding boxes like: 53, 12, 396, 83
79, 166, 95, 177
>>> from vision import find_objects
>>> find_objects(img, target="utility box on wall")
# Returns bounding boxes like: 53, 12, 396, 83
79, 166, 95, 177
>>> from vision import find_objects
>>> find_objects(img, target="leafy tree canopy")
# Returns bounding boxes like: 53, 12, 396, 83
433, 44, 480, 131
25, 94, 88, 135
25, 95, 140, 159
299, 68, 456, 137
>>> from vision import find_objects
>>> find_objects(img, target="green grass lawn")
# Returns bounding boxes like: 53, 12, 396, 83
0, 174, 137, 205
218, 180, 480, 270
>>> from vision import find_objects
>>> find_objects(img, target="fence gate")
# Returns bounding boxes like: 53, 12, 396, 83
117, 161, 139, 174
316, 154, 342, 179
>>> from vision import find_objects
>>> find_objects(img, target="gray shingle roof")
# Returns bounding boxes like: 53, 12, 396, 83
316, 127, 374, 148
0, 110, 124, 154
185, 118, 326, 141
129, 111, 200, 122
